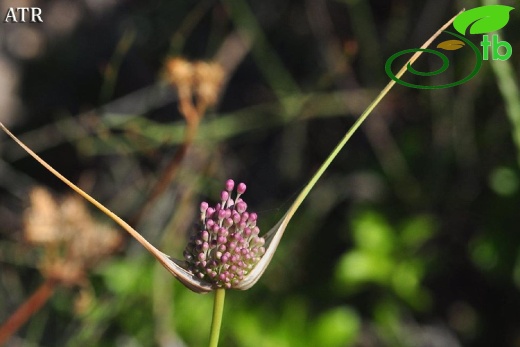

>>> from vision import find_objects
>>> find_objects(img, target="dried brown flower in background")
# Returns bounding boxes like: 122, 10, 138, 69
165, 57, 225, 119
165, 57, 194, 103
24, 186, 122, 287
0, 186, 123, 344
193, 61, 225, 114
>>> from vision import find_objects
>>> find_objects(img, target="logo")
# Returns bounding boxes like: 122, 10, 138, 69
385, 5, 514, 89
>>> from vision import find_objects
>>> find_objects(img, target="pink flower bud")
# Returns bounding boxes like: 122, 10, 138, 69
237, 182, 246, 194
225, 179, 235, 191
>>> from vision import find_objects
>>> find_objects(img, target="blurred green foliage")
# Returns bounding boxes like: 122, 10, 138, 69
335, 210, 434, 310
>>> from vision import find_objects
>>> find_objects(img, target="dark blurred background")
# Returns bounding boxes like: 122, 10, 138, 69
1, 0, 520, 346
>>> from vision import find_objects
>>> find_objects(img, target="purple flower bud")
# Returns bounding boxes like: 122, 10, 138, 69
237, 182, 246, 194
221, 191, 229, 203
217, 227, 227, 237
226, 179, 235, 191
236, 201, 247, 214
218, 209, 227, 221
223, 217, 233, 228
253, 237, 265, 247
200, 201, 209, 213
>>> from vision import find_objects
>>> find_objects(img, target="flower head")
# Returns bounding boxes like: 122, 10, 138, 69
183, 179, 265, 289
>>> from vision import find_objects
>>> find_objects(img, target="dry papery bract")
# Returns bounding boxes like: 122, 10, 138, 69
24, 186, 122, 287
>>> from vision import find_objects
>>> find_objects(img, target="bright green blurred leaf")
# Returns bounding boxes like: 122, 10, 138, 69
335, 250, 394, 286
352, 211, 395, 254
174, 282, 213, 345
230, 298, 309, 347
400, 215, 436, 249
392, 261, 421, 296
98, 258, 152, 295
470, 237, 498, 270
391, 261, 431, 310
373, 300, 402, 333
489, 166, 519, 196
311, 307, 360, 347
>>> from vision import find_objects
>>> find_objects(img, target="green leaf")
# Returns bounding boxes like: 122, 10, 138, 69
311, 307, 360, 347
453, 5, 514, 35
352, 211, 395, 254
399, 214, 436, 249
335, 250, 393, 285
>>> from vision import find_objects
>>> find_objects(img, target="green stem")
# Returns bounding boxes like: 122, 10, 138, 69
284, 10, 463, 222
208, 288, 226, 347
481, 0, 520, 166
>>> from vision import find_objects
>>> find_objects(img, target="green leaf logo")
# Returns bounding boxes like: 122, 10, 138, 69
437, 39, 465, 51
453, 5, 514, 35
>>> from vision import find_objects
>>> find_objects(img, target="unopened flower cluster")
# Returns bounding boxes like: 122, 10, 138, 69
184, 179, 265, 289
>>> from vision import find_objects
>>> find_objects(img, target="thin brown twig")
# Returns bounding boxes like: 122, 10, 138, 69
130, 94, 201, 226
0, 278, 57, 345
